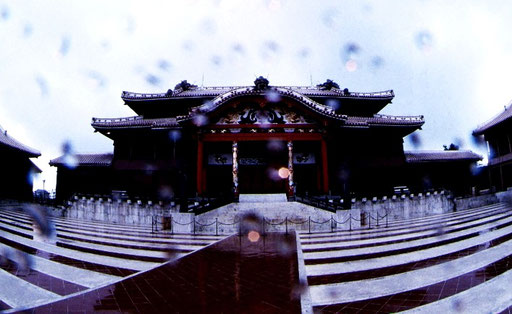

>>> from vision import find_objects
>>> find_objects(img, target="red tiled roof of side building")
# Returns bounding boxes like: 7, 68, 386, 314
473, 103, 512, 135
404, 150, 482, 163
0, 126, 40, 157
50, 153, 113, 167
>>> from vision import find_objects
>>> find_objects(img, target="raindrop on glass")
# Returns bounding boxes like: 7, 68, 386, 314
61, 141, 78, 169
157, 59, 171, 72
342, 43, 360, 72
87, 71, 107, 88
321, 9, 339, 28
199, 18, 217, 35
23, 23, 33, 37
146, 74, 161, 86
35, 76, 49, 96
193, 114, 208, 126
370, 56, 384, 70
408, 133, 422, 149
326, 99, 340, 111
59, 36, 71, 56
415, 31, 433, 53
1, 5, 10, 21
265, 90, 281, 103
298, 47, 310, 59
232, 43, 245, 55
211, 55, 222, 66
451, 299, 464, 312
169, 130, 181, 141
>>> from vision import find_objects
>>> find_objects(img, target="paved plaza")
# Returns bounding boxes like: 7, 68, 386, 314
1, 201, 512, 313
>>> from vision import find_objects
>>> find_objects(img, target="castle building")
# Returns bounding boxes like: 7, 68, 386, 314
51, 78, 480, 202
0, 126, 41, 200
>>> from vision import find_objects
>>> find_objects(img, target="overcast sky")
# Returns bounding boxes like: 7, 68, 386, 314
1, 0, 512, 192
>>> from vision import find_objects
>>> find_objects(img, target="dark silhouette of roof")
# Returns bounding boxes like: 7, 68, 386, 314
50, 153, 113, 167
473, 103, 512, 135
404, 150, 482, 163
0, 126, 40, 157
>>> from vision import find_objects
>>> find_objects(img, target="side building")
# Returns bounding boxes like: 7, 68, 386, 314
51, 78, 481, 203
0, 125, 41, 200
473, 103, 512, 191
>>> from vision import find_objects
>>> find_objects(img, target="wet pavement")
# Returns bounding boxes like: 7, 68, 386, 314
27, 232, 302, 313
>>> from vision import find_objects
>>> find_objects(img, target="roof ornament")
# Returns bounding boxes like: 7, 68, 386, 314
343, 88, 350, 96
317, 79, 340, 90
165, 89, 173, 97
174, 80, 197, 92
254, 76, 269, 90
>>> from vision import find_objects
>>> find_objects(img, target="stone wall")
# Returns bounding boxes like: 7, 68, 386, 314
195, 201, 361, 234
55, 191, 503, 235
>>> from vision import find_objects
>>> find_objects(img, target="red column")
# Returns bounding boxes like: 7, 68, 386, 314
196, 139, 203, 195
321, 138, 329, 194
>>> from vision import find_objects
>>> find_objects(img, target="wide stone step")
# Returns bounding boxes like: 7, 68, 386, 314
238, 193, 287, 203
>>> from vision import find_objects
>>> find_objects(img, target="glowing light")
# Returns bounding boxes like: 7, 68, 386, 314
278, 167, 290, 179
345, 60, 358, 72
248, 230, 260, 242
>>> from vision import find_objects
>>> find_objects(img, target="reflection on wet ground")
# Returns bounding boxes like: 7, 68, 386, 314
29, 233, 301, 313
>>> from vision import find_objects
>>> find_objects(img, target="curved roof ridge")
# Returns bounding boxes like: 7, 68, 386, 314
0, 125, 40, 157
473, 100, 512, 135
404, 150, 482, 163
188, 86, 347, 121
121, 86, 394, 100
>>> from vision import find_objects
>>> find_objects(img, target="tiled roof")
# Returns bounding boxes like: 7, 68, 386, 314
345, 114, 424, 128
50, 153, 113, 167
121, 86, 394, 101
473, 103, 512, 135
92, 117, 179, 130
404, 150, 482, 163
0, 126, 40, 157
91, 113, 424, 130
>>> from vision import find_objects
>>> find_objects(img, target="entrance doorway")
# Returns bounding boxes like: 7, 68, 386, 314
238, 141, 287, 194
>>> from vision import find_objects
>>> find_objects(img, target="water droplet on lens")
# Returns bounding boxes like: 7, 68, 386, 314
145, 74, 161, 86
415, 31, 433, 53
211, 55, 222, 66
61, 141, 78, 169
199, 18, 217, 34
193, 114, 208, 126
298, 47, 310, 59
321, 9, 339, 28
451, 299, 464, 312
59, 36, 71, 56
326, 99, 340, 111
23, 23, 33, 37
408, 133, 422, 149
370, 56, 384, 70
345, 60, 358, 72
265, 90, 281, 103
232, 43, 245, 55
87, 71, 107, 88
157, 59, 171, 72
278, 167, 289, 179
35, 76, 49, 96
342, 43, 360, 72
266, 140, 284, 151
248, 230, 260, 242
1, 6, 10, 20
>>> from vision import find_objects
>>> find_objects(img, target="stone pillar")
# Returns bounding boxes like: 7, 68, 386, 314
196, 139, 203, 195
287, 141, 294, 197
232, 141, 239, 198
321, 138, 329, 194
